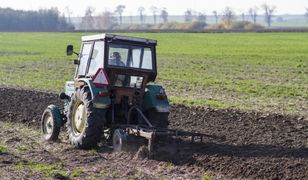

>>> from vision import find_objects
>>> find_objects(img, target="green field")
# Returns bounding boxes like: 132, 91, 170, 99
0, 32, 307, 117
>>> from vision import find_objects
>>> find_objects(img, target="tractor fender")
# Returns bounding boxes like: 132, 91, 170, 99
77, 78, 111, 109
143, 84, 170, 113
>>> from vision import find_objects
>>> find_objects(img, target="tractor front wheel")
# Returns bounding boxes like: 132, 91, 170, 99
41, 105, 62, 141
66, 87, 106, 149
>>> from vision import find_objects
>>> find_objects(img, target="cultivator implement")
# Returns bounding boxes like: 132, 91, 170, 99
118, 124, 213, 154
112, 106, 215, 154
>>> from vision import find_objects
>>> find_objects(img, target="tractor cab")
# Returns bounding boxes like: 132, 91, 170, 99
67, 34, 159, 105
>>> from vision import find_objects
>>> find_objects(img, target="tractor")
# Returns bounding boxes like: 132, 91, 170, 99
41, 34, 205, 152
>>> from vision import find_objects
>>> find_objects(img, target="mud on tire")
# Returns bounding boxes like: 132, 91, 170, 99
67, 87, 106, 149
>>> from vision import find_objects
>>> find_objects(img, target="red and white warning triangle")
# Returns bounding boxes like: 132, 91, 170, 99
92, 68, 109, 86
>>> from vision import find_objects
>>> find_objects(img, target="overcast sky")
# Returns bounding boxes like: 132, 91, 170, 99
0, 0, 306, 16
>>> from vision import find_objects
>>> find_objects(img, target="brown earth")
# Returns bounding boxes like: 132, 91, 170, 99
0, 87, 308, 179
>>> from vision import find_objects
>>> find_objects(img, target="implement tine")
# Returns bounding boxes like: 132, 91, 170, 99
121, 124, 220, 148
148, 137, 154, 157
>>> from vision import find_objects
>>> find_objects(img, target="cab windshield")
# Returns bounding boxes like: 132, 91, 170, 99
108, 43, 153, 70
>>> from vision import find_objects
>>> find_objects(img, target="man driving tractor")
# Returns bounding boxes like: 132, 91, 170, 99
109, 52, 125, 66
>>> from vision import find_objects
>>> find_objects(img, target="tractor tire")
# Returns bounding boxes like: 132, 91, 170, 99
66, 87, 106, 149
146, 109, 169, 128
41, 105, 62, 141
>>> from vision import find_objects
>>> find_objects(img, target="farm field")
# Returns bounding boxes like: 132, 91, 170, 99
0, 32, 308, 179
0, 32, 307, 117
0, 87, 308, 179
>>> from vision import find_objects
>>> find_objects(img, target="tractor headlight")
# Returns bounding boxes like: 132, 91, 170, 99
159, 88, 165, 95
157, 88, 167, 100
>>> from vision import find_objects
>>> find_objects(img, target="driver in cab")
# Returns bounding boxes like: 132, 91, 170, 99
109, 52, 125, 66
109, 52, 126, 86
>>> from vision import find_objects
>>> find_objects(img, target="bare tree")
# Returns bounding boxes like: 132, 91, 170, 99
115, 5, 125, 24
221, 7, 236, 27
129, 13, 133, 24
305, 8, 308, 22
184, 9, 193, 22
197, 12, 207, 24
138, 7, 145, 24
262, 4, 276, 27
65, 6, 73, 24
95, 11, 116, 29
81, 7, 95, 30
150, 6, 159, 24
160, 8, 168, 23
241, 13, 245, 22
212, 11, 218, 24
249, 7, 258, 24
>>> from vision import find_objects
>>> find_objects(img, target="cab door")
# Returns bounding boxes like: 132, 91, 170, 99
75, 42, 93, 78
86, 41, 105, 76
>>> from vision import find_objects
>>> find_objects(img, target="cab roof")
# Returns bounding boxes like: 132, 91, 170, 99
81, 34, 157, 45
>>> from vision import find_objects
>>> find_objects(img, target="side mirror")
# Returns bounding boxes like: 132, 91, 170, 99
66, 45, 73, 56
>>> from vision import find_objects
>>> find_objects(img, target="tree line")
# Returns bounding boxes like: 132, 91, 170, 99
1, 5, 307, 31
0, 7, 74, 31
80, 3, 308, 31
80, 5, 169, 30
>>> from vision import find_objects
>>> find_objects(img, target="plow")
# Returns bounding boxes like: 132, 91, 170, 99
116, 124, 209, 154
113, 105, 211, 154
41, 34, 210, 154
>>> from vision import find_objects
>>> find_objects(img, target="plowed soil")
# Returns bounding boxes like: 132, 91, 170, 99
0, 87, 308, 179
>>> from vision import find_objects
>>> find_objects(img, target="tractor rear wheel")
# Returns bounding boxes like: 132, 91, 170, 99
66, 87, 106, 149
147, 109, 169, 128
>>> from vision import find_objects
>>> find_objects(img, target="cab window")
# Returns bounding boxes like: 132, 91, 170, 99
141, 48, 152, 69
88, 41, 104, 76
108, 44, 129, 66
77, 43, 92, 76
108, 43, 153, 70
